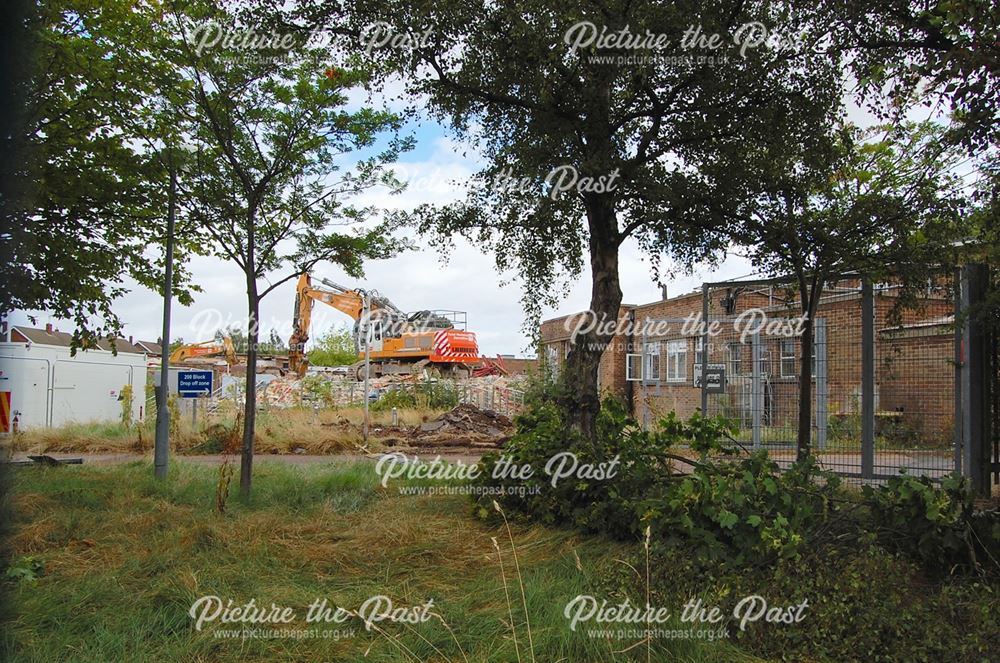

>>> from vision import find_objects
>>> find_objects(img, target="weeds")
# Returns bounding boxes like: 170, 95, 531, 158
12, 404, 446, 456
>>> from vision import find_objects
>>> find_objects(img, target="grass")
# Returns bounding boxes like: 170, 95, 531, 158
8, 405, 445, 456
0, 461, 756, 662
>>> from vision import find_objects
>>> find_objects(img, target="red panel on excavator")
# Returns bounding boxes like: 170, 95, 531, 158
429, 330, 479, 363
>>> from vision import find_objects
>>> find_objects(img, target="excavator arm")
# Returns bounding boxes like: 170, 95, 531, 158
288, 273, 367, 376
169, 336, 237, 365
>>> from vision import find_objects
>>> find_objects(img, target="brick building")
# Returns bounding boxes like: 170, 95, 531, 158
540, 281, 954, 446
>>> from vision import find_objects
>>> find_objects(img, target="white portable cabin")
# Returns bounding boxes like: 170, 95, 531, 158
0, 325, 148, 431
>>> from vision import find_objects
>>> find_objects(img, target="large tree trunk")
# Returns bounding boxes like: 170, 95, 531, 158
560, 194, 621, 444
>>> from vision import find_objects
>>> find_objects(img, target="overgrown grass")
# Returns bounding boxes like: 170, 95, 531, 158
0, 462, 755, 662
9, 405, 445, 456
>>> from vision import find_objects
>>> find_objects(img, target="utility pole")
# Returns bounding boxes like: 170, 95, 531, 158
154, 158, 177, 480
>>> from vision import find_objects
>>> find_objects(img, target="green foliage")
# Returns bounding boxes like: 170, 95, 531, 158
298, 374, 337, 406
626, 541, 999, 663
4, 556, 44, 583
371, 381, 458, 412
119, 385, 133, 428
473, 398, 733, 540
479, 397, 998, 576
307, 327, 358, 366
167, 394, 180, 438
1, 0, 201, 346
644, 454, 846, 564
833, 0, 1000, 148
863, 474, 1000, 572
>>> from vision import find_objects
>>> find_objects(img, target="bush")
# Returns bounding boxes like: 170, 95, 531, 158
476, 397, 999, 574
472, 398, 733, 540
643, 453, 849, 564
371, 381, 458, 412
863, 473, 1000, 573
622, 541, 1000, 663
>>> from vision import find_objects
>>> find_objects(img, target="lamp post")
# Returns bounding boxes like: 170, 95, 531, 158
154, 147, 189, 479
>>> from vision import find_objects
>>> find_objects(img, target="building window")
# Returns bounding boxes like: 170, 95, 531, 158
780, 339, 796, 377
626, 353, 642, 381
779, 339, 818, 378
727, 342, 743, 376
546, 344, 560, 378
644, 341, 660, 381
695, 337, 705, 367
666, 340, 687, 382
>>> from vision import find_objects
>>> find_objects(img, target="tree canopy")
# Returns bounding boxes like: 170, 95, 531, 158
1, 0, 201, 348
293, 0, 849, 438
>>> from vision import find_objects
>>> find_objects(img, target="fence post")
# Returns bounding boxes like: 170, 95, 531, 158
701, 283, 710, 415
815, 318, 828, 451
751, 331, 762, 449
954, 267, 964, 475
861, 279, 875, 480
958, 264, 992, 493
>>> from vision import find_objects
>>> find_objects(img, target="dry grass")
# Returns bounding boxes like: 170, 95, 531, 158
1, 462, 754, 663
8, 405, 447, 456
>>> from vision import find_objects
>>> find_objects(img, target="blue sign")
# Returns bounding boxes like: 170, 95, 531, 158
178, 370, 213, 397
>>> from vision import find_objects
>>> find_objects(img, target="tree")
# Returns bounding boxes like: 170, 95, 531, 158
0, 0, 199, 349
822, 0, 1000, 148
308, 327, 359, 366
730, 121, 966, 458
162, 4, 410, 496
299, 0, 846, 441
264, 329, 287, 355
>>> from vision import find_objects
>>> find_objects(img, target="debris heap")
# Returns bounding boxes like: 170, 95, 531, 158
410, 403, 514, 449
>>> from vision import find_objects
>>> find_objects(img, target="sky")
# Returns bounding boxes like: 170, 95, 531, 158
9, 65, 916, 357
9, 113, 760, 357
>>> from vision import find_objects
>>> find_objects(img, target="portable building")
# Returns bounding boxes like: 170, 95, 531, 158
0, 325, 148, 431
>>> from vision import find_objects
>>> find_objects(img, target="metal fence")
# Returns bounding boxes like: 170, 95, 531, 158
632, 275, 963, 483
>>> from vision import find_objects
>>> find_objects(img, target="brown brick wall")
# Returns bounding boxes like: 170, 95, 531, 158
540, 283, 955, 441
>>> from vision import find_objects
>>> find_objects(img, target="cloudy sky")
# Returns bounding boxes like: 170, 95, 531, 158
10, 70, 913, 356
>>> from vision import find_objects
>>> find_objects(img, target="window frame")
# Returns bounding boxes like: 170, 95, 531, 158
626, 353, 642, 382
643, 341, 661, 382
726, 341, 743, 377
780, 339, 797, 378
665, 339, 688, 382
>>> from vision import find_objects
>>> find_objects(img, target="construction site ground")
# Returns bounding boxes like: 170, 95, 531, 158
2, 397, 517, 460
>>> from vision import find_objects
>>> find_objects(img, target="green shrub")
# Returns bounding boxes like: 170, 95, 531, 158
472, 398, 733, 540
642, 453, 848, 564
623, 541, 999, 663
299, 374, 336, 405
863, 473, 1000, 573
371, 381, 458, 412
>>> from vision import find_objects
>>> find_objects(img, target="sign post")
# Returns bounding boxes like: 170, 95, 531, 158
178, 371, 212, 431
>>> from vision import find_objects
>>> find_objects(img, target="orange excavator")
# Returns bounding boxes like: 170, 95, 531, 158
287, 273, 479, 379
169, 336, 238, 365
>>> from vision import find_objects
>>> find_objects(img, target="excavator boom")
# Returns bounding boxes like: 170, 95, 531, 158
169, 336, 237, 365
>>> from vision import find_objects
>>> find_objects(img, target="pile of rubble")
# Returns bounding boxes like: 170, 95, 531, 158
409, 403, 514, 449
256, 373, 527, 411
